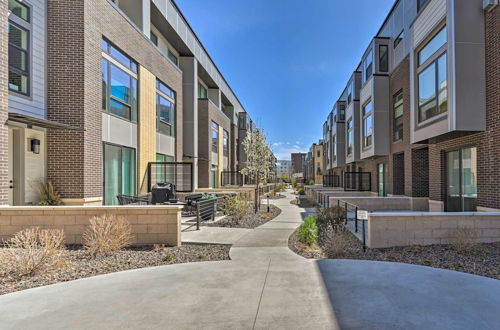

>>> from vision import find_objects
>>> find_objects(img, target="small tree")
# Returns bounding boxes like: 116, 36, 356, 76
280, 173, 288, 182
241, 129, 272, 212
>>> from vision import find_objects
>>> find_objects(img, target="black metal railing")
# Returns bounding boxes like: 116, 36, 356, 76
117, 194, 150, 205
323, 174, 342, 188
220, 171, 258, 186
344, 172, 371, 191
333, 199, 367, 252
147, 162, 193, 193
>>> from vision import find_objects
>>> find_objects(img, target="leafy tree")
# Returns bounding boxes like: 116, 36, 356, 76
280, 173, 288, 182
241, 129, 272, 212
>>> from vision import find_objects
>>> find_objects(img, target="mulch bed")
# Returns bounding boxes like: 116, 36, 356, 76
204, 204, 281, 229
0, 243, 230, 296
289, 227, 500, 280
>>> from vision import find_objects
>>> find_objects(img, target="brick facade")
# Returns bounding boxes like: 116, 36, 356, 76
47, 0, 183, 202
0, 0, 8, 205
427, 7, 500, 210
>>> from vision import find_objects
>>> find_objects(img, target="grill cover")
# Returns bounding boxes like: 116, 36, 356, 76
151, 182, 176, 204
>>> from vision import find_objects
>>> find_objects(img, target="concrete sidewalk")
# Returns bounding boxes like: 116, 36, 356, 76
0, 190, 499, 329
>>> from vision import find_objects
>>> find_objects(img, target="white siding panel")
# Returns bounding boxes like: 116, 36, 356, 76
8, 0, 46, 119
360, 78, 373, 105
413, 0, 446, 47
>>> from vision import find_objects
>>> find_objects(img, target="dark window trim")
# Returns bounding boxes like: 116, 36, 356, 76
8, 20, 30, 96
102, 58, 137, 122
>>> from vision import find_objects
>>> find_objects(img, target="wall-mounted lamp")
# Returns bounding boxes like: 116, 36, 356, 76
30, 139, 40, 154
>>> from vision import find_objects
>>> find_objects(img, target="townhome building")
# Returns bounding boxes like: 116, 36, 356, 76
1, 0, 263, 206
322, 0, 498, 212
305, 141, 324, 184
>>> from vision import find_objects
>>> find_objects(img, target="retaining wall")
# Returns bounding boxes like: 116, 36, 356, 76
368, 212, 500, 248
0, 205, 183, 246
329, 196, 429, 211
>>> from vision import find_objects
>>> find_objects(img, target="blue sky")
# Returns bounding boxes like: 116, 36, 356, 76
175, 0, 395, 160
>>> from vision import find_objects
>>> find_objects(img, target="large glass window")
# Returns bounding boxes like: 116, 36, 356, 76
417, 26, 447, 123
379, 45, 388, 72
198, 83, 208, 99
102, 40, 138, 121
363, 101, 373, 147
363, 49, 373, 84
347, 119, 353, 155
338, 104, 346, 121
332, 135, 336, 161
445, 147, 477, 212
104, 144, 136, 205
347, 81, 353, 104
223, 129, 229, 156
211, 121, 219, 153
393, 90, 403, 141
9, 0, 29, 22
102, 39, 137, 73
167, 50, 178, 66
157, 80, 175, 136
8, 22, 29, 95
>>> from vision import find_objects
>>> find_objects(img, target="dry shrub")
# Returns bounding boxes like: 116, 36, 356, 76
449, 226, 480, 254
83, 214, 133, 257
2, 228, 68, 277
326, 230, 351, 258
316, 206, 345, 233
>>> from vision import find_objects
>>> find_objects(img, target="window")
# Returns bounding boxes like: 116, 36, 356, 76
418, 0, 431, 12
198, 83, 207, 99
417, 26, 447, 123
9, 0, 29, 22
223, 129, 229, 156
332, 135, 337, 161
156, 153, 175, 183
347, 120, 353, 155
104, 144, 136, 205
394, 30, 404, 49
347, 81, 353, 104
363, 101, 373, 147
8, 22, 29, 95
363, 49, 373, 84
150, 32, 158, 46
102, 39, 137, 73
157, 80, 175, 136
211, 121, 219, 152
393, 90, 403, 141
167, 50, 178, 66
102, 40, 138, 121
379, 45, 388, 72
317, 150, 320, 157
338, 104, 346, 121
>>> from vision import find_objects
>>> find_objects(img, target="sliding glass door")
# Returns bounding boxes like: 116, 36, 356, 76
104, 143, 136, 205
445, 147, 477, 212
378, 163, 387, 197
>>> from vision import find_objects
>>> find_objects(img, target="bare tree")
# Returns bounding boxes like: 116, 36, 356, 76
241, 129, 272, 212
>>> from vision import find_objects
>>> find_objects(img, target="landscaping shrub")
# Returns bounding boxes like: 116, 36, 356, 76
298, 216, 319, 246
221, 195, 250, 220
326, 231, 351, 258
83, 214, 133, 257
37, 180, 63, 206
449, 226, 480, 254
2, 228, 68, 277
306, 180, 315, 186
297, 188, 306, 195
315, 206, 346, 238
291, 178, 297, 188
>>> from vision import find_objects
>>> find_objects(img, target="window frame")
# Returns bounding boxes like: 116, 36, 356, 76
346, 119, 353, 155
417, 0, 431, 12
416, 24, 448, 124
362, 49, 373, 85
362, 100, 373, 148
156, 79, 176, 137
198, 82, 208, 99
393, 89, 404, 141
394, 30, 404, 49
8, 20, 30, 96
223, 129, 229, 157
378, 44, 389, 73
211, 121, 219, 153
9, 0, 30, 22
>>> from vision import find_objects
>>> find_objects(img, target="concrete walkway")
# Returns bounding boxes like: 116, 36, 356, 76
0, 191, 499, 329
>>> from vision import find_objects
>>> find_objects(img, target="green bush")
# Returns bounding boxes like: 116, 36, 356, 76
298, 216, 318, 246
306, 180, 315, 186
201, 193, 217, 200
297, 188, 305, 195
221, 195, 250, 220
291, 178, 297, 188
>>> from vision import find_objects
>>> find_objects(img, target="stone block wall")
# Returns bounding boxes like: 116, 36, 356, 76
0, 205, 182, 246
368, 212, 500, 248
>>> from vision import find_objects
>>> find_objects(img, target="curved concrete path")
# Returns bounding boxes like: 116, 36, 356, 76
0, 191, 499, 330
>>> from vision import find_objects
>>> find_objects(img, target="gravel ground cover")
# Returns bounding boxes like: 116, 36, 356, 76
289, 227, 500, 280
0, 243, 230, 295
204, 204, 281, 229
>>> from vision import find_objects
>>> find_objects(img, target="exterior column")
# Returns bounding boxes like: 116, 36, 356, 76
141, 0, 151, 38
179, 57, 199, 190
0, 0, 8, 205
208, 88, 221, 109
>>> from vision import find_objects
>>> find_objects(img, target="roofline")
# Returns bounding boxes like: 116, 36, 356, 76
170, 0, 247, 113
376, 0, 400, 37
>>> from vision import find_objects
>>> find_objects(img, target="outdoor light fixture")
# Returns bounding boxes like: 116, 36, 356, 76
30, 139, 40, 154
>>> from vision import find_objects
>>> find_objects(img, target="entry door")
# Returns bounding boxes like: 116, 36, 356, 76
7, 129, 14, 205
445, 147, 477, 211
378, 163, 387, 197
7, 128, 22, 205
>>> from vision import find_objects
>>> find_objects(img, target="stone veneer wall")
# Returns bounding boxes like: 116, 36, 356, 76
0, 205, 182, 246
0, 0, 8, 205
368, 212, 500, 248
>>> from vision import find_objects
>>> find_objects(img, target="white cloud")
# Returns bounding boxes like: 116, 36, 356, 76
273, 145, 308, 160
